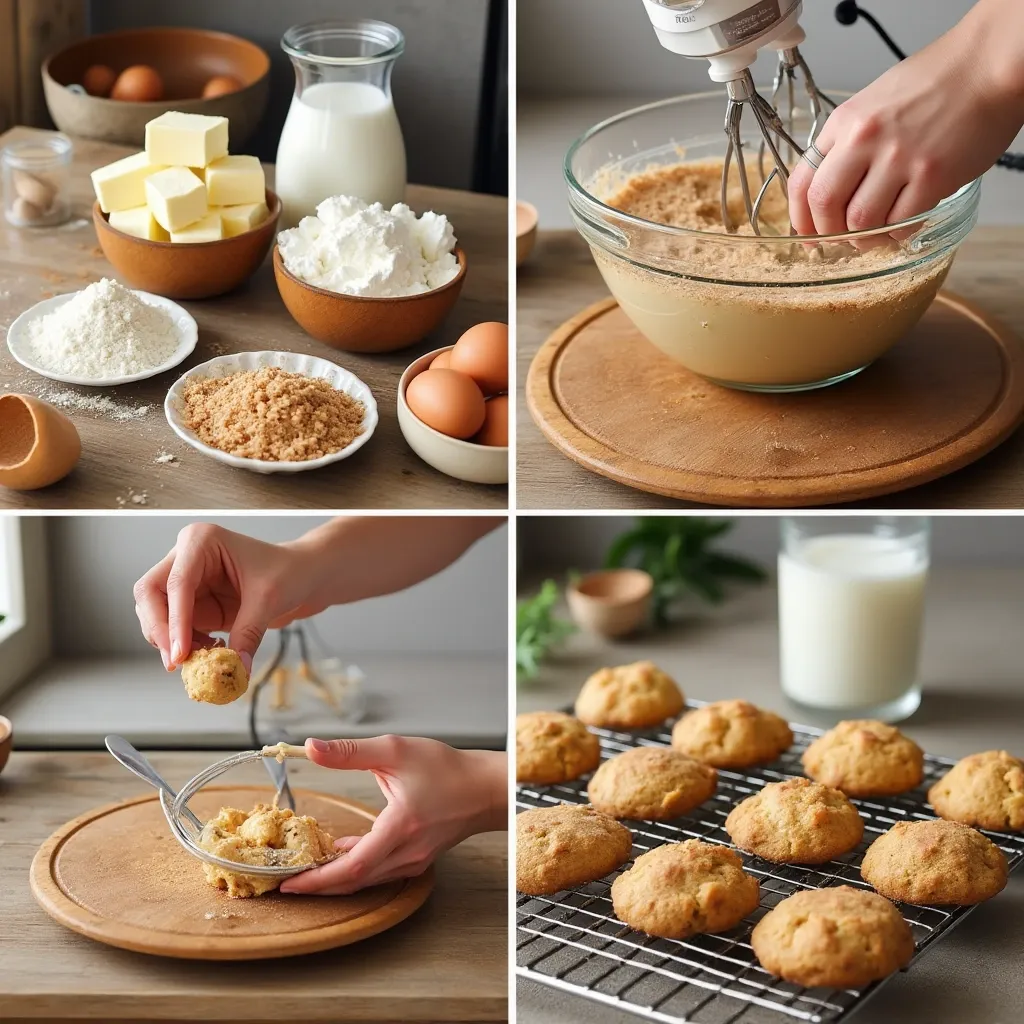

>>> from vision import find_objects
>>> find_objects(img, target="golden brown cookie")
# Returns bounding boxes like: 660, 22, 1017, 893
861, 819, 1008, 905
671, 700, 793, 768
725, 777, 864, 864
752, 886, 914, 989
802, 720, 924, 797
611, 840, 759, 939
516, 712, 601, 785
588, 746, 716, 820
181, 646, 249, 705
928, 750, 1024, 831
575, 661, 684, 729
516, 804, 633, 895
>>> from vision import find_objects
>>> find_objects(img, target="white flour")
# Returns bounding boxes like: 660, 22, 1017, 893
277, 195, 458, 297
26, 278, 180, 378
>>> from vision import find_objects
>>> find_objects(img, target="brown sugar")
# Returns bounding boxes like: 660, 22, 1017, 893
182, 366, 365, 462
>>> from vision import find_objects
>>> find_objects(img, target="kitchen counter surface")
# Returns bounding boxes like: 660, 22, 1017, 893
0, 126, 508, 510
517, 566, 1024, 1024
0, 750, 508, 1022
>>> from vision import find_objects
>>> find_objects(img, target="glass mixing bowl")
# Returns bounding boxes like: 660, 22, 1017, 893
565, 92, 980, 392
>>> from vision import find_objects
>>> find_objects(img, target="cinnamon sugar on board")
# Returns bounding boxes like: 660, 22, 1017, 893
182, 366, 365, 462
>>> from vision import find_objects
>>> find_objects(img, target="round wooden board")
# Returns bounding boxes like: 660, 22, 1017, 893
30, 785, 433, 961
526, 291, 1024, 506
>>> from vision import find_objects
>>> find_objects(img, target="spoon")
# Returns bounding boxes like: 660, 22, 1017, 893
261, 733, 297, 812
105, 735, 204, 831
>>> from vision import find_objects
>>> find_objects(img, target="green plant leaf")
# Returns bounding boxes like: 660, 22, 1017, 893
516, 579, 576, 679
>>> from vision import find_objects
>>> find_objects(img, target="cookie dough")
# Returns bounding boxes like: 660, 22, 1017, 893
575, 661, 684, 729
588, 746, 717, 820
198, 803, 336, 898
181, 646, 249, 705
928, 750, 1024, 831
671, 700, 793, 769
516, 711, 601, 785
802, 719, 924, 797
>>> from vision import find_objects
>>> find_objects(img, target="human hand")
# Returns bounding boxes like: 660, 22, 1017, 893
279, 736, 507, 896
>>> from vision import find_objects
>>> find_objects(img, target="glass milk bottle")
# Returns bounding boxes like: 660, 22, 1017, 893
276, 20, 407, 227
778, 517, 930, 723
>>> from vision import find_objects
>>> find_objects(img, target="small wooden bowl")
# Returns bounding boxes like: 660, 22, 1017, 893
0, 394, 81, 490
517, 200, 538, 266
0, 716, 11, 775
93, 190, 281, 300
567, 569, 653, 639
43, 28, 270, 148
273, 246, 467, 354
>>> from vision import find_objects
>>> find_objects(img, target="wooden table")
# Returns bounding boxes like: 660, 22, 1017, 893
0, 750, 508, 1022
0, 127, 508, 510
517, 228, 1024, 509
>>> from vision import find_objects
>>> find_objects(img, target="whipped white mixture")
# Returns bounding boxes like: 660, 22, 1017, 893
277, 195, 459, 297
26, 278, 180, 378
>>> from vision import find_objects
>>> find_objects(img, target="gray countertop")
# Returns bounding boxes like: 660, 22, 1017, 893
517, 566, 1024, 1024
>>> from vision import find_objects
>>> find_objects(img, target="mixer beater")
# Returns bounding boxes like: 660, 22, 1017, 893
642, 0, 836, 234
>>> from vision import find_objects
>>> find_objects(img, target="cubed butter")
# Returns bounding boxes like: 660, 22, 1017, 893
108, 205, 170, 241
145, 167, 207, 232
171, 210, 223, 243
145, 111, 229, 169
218, 200, 269, 237
91, 152, 165, 213
205, 155, 265, 207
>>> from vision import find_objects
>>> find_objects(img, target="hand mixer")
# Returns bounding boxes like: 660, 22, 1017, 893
641, 0, 836, 233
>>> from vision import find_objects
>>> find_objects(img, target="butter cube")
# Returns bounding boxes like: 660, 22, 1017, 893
108, 204, 170, 241
145, 167, 207, 232
205, 155, 265, 207
145, 111, 229, 169
91, 152, 166, 213
171, 210, 223, 243
218, 200, 269, 238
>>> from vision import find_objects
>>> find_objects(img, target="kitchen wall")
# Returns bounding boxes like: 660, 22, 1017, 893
89, 0, 499, 190
47, 516, 508, 656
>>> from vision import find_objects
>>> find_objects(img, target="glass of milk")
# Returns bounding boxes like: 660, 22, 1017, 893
778, 517, 930, 723
277, 20, 408, 227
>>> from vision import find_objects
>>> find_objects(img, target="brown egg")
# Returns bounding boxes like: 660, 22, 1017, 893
449, 321, 508, 396
406, 369, 485, 440
83, 64, 117, 97
429, 349, 452, 370
111, 65, 164, 102
202, 75, 243, 99
473, 395, 508, 447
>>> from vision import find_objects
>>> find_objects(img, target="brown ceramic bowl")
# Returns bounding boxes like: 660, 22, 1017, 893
93, 190, 281, 300
0, 715, 11, 775
273, 246, 467, 353
43, 28, 270, 148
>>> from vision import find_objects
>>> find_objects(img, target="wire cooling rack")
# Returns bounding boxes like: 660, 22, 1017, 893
516, 706, 1024, 1024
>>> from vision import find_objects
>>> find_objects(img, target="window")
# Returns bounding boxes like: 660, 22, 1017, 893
0, 515, 50, 698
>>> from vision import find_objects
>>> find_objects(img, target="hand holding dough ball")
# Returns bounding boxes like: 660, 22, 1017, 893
111, 65, 164, 102
406, 368, 486, 439
181, 647, 249, 705
202, 75, 243, 99
83, 64, 117, 97
449, 322, 508, 396
474, 395, 508, 447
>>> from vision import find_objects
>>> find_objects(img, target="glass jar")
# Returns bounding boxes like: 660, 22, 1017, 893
2, 133, 73, 228
778, 516, 930, 723
275, 19, 407, 227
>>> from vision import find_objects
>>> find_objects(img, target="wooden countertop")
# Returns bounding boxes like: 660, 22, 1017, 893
0, 127, 508, 510
517, 227, 1024, 509
0, 750, 508, 1022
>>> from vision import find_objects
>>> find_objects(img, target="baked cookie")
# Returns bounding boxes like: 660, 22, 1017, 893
611, 840, 759, 939
725, 777, 863, 864
575, 661, 684, 729
861, 819, 1008, 905
516, 804, 633, 895
671, 700, 793, 768
181, 646, 249, 705
928, 750, 1024, 831
802, 720, 924, 797
516, 712, 601, 785
751, 886, 914, 989
588, 746, 717, 820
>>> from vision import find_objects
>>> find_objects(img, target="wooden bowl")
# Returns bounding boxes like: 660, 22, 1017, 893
567, 569, 653, 638
0, 716, 11, 775
273, 246, 467, 354
516, 200, 538, 266
93, 190, 281, 300
43, 28, 270, 148
0, 394, 81, 490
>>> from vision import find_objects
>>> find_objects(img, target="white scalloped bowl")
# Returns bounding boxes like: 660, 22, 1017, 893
165, 350, 378, 474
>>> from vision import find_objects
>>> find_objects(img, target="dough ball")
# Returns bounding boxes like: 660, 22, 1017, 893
181, 647, 249, 705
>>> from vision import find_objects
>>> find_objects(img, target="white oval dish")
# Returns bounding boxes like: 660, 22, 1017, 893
165, 350, 378, 475
6, 288, 197, 387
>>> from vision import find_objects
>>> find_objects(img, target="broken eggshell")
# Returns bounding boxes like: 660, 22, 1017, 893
0, 393, 81, 489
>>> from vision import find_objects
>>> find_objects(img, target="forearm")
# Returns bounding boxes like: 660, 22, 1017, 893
463, 750, 509, 835
963, 0, 1024, 106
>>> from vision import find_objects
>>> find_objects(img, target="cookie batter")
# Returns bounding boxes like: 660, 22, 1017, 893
181, 647, 249, 705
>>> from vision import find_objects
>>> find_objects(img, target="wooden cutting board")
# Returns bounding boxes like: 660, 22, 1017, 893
30, 785, 434, 961
526, 291, 1024, 507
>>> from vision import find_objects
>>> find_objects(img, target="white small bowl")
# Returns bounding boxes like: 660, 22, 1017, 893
397, 346, 508, 485
166, 350, 378, 475
7, 288, 197, 387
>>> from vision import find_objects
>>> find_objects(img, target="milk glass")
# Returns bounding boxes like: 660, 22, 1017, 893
778, 517, 930, 723
276, 20, 408, 227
